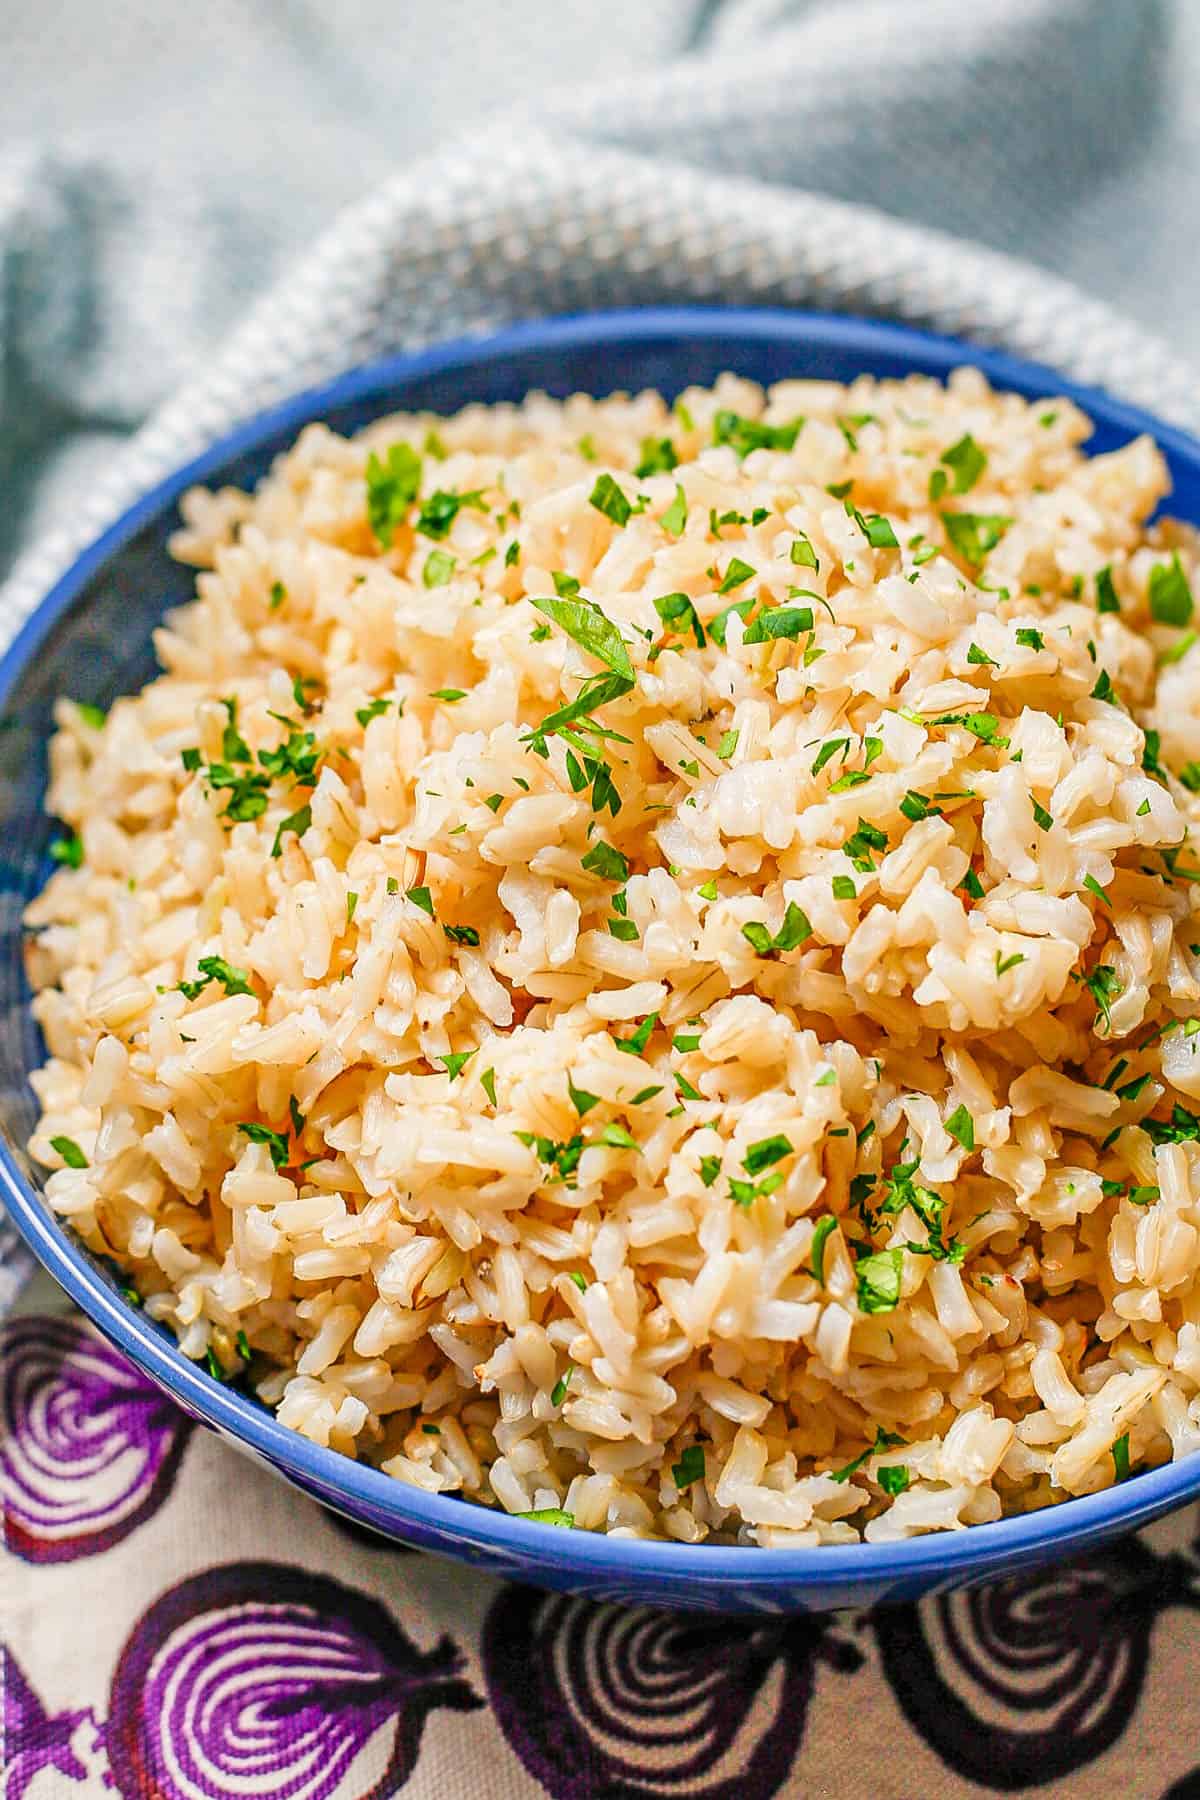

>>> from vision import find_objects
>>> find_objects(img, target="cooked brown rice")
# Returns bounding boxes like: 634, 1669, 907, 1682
25, 368, 1200, 1545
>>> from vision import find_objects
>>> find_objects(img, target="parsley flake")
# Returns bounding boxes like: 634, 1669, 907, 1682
712, 411, 801, 457
1149, 552, 1194, 626
589, 473, 633, 527
366, 442, 422, 547
50, 1135, 88, 1169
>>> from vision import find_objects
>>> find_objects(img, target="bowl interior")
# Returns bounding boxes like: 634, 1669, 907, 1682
7, 308, 1200, 1608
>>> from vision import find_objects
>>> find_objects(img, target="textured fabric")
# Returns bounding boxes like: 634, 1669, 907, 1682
0, 0, 1198, 580
4, 6, 1200, 1790
8, 1311, 1200, 1798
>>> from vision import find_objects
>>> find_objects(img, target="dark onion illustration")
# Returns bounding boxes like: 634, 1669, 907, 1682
874, 1540, 1200, 1790
105, 1560, 481, 1800
482, 1584, 860, 1798
2, 1646, 103, 1800
0, 1316, 193, 1562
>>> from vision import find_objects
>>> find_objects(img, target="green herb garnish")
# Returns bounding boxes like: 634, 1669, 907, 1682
366, 442, 422, 547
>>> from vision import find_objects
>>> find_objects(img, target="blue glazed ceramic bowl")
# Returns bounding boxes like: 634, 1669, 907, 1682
6, 307, 1200, 1613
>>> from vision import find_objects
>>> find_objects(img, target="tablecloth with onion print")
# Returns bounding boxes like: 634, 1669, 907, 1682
7, 1310, 1200, 1800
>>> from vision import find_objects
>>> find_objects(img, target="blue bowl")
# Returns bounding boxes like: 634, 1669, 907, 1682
5, 306, 1200, 1612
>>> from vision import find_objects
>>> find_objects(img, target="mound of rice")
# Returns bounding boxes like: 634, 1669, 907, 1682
25, 367, 1200, 1545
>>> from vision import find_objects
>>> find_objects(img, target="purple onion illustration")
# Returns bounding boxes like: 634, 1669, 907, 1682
1, 1316, 193, 1563
105, 1561, 481, 1800
873, 1539, 1198, 1790
482, 1585, 860, 1799
2, 1646, 104, 1800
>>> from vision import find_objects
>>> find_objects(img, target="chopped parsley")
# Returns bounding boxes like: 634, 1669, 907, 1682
712, 411, 802, 457
1149, 552, 1194, 626
365, 442, 422, 547
416, 487, 487, 540
1084, 965, 1122, 1031
661, 484, 688, 536
423, 550, 456, 588
941, 511, 1012, 565
717, 557, 755, 595
1031, 800, 1054, 831
845, 818, 888, 871
49, 1135, 88, 1169
1016, 627, 1045, 650
356, 698, 391, 728
899, 791, 937, 823
856, 511, 899, 550
717, 729, 740, 760
830, 1426, 906, 1482
741, 901, 812, 957
1091, 669, 1117, 703
791, 532, 819, 570
550, 1365, 573, 1407
442, 923, 480, 947
995, 951, 1026, 977
589, 473, 633, 527
966, 642, 998, 667
811, 1214, 838, 1284
699, 1154, 722, 1188
635, 436, 678, 478
440, 1050, 476, 1083
743, 1134, 794, 1176
614, 1013, 658, 1057
406, 884, 434, 916
480, 1067, 498, 1107
1160, 630, 1197, 666
742, 605, 813, 644
270, 803, 311, 859
832, 874, 857, 901
581, 840, 630, 882
856, 1248, 904, 1315
940, 433, 986, 494
653, 591, 706, 649
709, 598, 755, 648
49, 833, 83, 869
237, 1121, 290, 1169
567, 1077, 600, 1117
944, 1104, 975, 1152
1142, 1103, 1200, 1145
518, 1508, 575, 1528
598, 1122, 638, 1151
1083, 874, 1112, 907
178, 955, 254, 1000
1096, 566, 1121, 615
878, 1463, 911, 1496
672, 1444, 706, 1490
269, 581, 287, 610
345, 891, 359, 925
812, 738, 850, 777
1111, 1433, 1131, 1483
607, 917, 639, 941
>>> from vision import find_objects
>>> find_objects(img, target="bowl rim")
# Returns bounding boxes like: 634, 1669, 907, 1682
7, 301, 1200, 1592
